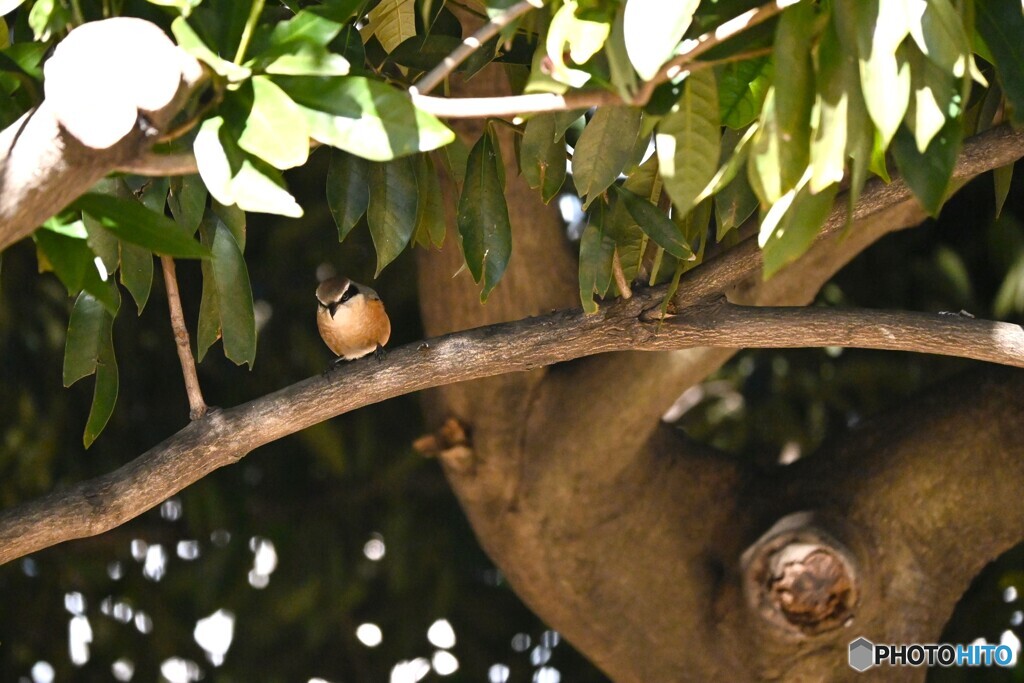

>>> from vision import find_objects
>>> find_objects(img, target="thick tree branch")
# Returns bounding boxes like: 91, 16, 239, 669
159, 256, 208, 420
0, 286, 1021, 564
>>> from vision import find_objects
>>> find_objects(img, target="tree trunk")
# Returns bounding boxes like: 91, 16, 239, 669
416, 62, 1024, 682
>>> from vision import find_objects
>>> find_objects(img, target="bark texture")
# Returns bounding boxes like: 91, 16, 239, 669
415, 65, 1024, 682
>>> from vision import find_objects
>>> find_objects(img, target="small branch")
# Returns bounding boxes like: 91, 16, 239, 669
115, 151, 199, 176
634, 0, 797, 105
411, 89, 620, 118
160, 256, 208, 420
650, 298, 1024, 368
1, 285, 1023, 564
413, 0, 544, 95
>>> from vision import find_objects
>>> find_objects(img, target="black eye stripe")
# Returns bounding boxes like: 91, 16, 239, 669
339, 284, 359, 303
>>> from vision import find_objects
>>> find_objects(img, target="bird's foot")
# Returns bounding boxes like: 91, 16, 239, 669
374, 344, 387, 362
322, 356, 345, 379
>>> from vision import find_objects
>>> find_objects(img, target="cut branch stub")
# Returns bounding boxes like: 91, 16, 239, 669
741, 512, 858, 637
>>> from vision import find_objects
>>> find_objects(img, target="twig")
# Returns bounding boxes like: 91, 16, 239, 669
160, 256, 208, 420
413, 0, 544, 95
412, 89, 621, 118
115, 151, 199, 176
634, 0, 798, 105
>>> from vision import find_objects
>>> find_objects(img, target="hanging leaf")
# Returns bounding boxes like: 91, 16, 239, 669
976, 0, 1024, 126
572, 106, 642, 207
458, 132, 513, 302
367, 158, 419, 275
891, 118, 962, 216
327, 150, 371, 241
578, 200, 616, 313
656, 68, 720, 218
761, 180, 839, 278
520, 113, 568, 204
63, 291, 120, 448
613, 185, 694, 261
413, 153, 446, 249
34, 224, 119, 313
196, 218, 257, 367
167, 174, 208, 235
363, 0, 416, 53
234, 77, 311, 170
718, 57, 773, 130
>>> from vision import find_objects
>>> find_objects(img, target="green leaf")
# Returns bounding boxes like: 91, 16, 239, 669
623, 0, 700, 81
366, 158, 418, 275
838, 0, 911, 146
605, 4, 638, 100
413, 153, 446, 249
364, 0, 415, 53
212, 200, 247, 250
715, 169, 758, 240
263, 41, 351, 76
168, 174, 208, 234
891, 119, 961, 215
279, 76, 455, 161
269, 9, 344, 47
120, 242, 153, 315
768, 0, 815, 190
171, 17, 251, 82
572, 106, 642, 207
656, 69, 720, 218
28, 0, 68, 41
578, 201, 616, 313
236, 77, 310, 170
520, 113, 568, 204
457, 132, 513, 301
718, 56, 772, 129
908, 0, 971, 75
146, 0, 202, 17
73, 193, 210, 258
976, 0, 1024, 126
761, 181, 838, 278
903, 42, 959, 153
194, 116, 304, 217
63, 291, 120, 448
34, 227, 119, 313
614, 185, 694, 261
83, 212, 120, 274
327, 150, 371, 241
197, 218, 257, 367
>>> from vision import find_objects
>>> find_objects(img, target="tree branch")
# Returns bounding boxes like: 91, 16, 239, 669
411, 89, 621, 119
115, 151, 199, 176
0, 286, 1021, 564
413, 0, 544, 95
160, 256, 207, 420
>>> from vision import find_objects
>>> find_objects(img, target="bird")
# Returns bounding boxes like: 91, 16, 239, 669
315, 277, 391, 366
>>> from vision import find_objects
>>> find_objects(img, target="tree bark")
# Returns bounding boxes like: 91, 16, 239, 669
416, 64, 1024, 681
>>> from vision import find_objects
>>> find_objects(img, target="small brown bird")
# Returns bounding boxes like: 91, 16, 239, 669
316, 277, 391, 364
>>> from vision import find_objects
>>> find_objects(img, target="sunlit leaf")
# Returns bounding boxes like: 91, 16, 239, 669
761, 178, 838, 278
605, 4, 638, 100
614, 185, 694, 261
573, 106, 642, 207
623, 0, 699, 81
236, 77, 310, 170
34, 226, 119, 314
458, 132, 512, 301
279, 76, 455, 161
520, 113, 567, 204
367, 158, 418, 275
269, 9, 344, 47
171, 16, 251, 82
903, 42, 958, 153
264, 42, 351, 76
656, 69, 720, 218
364, 0, 415, 53
327, 150, 370, 241
545, 0, 609, 88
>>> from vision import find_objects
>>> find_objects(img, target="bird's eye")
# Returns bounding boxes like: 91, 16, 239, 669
340, 284, 359, 303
